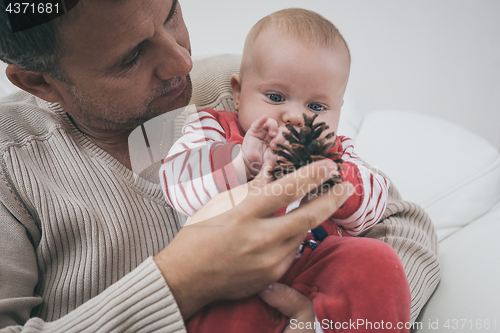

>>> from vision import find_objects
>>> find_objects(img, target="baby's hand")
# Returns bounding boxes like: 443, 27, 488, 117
241, 115, 279, 178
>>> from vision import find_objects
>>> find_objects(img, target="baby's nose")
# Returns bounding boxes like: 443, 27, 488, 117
283, 110, 304, 127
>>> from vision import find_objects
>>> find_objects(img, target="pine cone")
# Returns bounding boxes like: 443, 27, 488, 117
270, 114, 343, 194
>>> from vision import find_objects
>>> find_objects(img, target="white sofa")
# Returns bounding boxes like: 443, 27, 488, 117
2, 56, 500, 331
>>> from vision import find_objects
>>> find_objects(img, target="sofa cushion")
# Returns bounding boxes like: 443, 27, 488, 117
354, 110, 500, 240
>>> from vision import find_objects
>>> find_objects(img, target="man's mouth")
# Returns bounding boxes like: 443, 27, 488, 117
158, 76, 186, 98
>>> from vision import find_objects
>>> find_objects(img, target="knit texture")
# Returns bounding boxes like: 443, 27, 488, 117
0, 91, 185, 332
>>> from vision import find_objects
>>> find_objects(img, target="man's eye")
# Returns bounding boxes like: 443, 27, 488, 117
308, 103, 324, 112
267, 93, 284, 103
122, 49, 144, 69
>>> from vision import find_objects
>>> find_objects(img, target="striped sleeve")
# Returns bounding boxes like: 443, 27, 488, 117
330, 136, 390, 236
159, 111, 238, 217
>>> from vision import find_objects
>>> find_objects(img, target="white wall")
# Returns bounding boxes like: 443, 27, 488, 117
182, 0, 500, 150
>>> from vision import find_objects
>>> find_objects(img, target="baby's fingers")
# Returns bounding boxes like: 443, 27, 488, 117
249, 115, 269, 133
263, 118, 279, 138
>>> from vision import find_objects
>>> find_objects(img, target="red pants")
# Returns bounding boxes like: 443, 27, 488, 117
186, 231, 411, 333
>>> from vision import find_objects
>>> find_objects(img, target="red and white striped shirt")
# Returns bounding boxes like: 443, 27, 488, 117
160, 108, 389, 235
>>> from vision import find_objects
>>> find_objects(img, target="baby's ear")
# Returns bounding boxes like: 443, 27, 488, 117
230, 73, 242, 111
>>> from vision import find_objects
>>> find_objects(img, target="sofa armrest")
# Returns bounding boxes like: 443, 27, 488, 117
415, 201, 500, 332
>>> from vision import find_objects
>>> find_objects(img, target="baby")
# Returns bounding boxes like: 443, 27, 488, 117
160, 8, 390, 333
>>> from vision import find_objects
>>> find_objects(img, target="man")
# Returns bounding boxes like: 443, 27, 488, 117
0, 0, 439, 331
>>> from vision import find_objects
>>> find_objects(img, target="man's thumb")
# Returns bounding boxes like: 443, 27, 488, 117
258, 282, 311, 318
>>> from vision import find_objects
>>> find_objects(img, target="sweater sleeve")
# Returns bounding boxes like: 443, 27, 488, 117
0, 200, 186, 333
160, 110, 243, 217
330, 136, 389, 236
359, 167, 440, 323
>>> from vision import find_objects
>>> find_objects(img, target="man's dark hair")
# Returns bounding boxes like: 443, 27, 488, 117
0, 2, 68, 82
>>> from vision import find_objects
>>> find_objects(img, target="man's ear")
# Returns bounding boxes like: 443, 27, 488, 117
6, 64, 64, 103
230, 73, 242, 112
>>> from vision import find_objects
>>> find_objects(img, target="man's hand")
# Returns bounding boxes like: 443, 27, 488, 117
240, 115, 279, 178
154, 159, 354, 320
260, 283, 316, 333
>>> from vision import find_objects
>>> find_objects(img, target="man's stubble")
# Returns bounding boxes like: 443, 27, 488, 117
63, 74, 193, 131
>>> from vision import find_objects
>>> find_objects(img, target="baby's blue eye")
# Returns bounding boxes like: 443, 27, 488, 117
308, 103, 324, 112
267, 93, 285, 103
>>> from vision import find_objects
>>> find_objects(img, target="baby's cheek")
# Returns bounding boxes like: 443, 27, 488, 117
238, 110, 254, 134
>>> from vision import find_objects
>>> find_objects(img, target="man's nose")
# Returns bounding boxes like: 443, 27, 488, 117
154, 33, 193, 80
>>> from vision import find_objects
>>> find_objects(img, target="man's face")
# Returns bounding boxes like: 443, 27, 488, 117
234, 27, 350, 140
53, 0, 192, 131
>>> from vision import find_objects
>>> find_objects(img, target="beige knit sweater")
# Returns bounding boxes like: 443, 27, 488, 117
0, 54, 440, 332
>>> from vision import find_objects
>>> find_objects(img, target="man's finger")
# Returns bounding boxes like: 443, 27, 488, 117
272, 181, 354, 239
259, 283, 312, 319
247, 159, 341, 217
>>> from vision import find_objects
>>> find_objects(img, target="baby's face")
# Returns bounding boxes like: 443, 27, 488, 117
232, 27, 350, 140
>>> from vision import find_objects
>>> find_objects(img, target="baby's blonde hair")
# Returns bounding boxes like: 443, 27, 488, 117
240, 8, 351, 76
